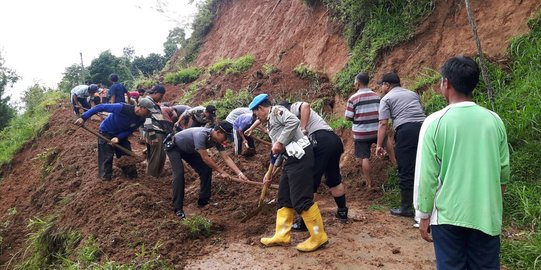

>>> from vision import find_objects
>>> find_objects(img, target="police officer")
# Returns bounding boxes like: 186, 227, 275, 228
165, 121, 249, 219
250, 93, 328, 252
281, 101, 348, 231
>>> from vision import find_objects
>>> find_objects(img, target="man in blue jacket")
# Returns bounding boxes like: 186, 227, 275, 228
74, 101, 152, 181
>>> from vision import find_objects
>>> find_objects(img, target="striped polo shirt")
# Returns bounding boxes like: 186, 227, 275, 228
345, 88, 380, 141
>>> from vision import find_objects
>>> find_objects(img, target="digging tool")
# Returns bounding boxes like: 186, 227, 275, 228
252, 136, 272, 146
224, 175, 278, 189
76, 125, 146, 166
241, 155, 283, 223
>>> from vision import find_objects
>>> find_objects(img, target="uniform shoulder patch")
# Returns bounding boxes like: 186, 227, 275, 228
273, 107, 283, 116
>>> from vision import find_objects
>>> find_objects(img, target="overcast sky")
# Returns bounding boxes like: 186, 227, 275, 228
0, 0, 198, 105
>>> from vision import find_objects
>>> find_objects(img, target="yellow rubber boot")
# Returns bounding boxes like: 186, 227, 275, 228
296, 203, 328, 252
261, 207, 294, 246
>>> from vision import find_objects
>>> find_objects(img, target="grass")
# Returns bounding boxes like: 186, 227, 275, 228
263, 63, 278, 75
328, 117, 352, 130
203, 88, 252, 120
209, 54, 255, 75
0, 91, 65, 168
324, 0, 435, 96
293, 63, 317, 80
14, 217, 173, 269
182, 216, 213, 238
164, 67, 203, 85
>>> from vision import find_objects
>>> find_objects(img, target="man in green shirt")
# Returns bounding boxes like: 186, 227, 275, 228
414, 56, 510, 269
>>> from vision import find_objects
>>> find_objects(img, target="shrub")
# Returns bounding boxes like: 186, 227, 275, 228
263, 63, 279, 75
164, 67, 202, 85
327, 0, 435, 95
203, 88, 252, 120
182, 216, 212, 238
209, 54, 255, 75
293, 63, 317, 80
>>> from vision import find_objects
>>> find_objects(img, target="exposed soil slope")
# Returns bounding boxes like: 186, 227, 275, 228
373, 0, 541, 83
195, 0, 349, 78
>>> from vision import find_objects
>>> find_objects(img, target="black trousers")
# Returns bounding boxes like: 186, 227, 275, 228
166, 149, 212, 211
97, 135, 135, 180
394, 122, 422, 191
277, 144, 315, 214
311, 130, 344, 191
234, 129, 255, 155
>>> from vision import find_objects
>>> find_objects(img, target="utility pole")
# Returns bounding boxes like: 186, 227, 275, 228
79, 52, 85, 84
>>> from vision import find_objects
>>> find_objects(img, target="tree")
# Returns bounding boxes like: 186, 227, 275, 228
22, 84, 47, 114
132, 53, 166, 76
163, 27, 186, 60
0, 52, 19, 130
58, 64, 83, 93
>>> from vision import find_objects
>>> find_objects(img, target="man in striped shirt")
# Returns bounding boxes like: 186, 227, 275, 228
345, 72, 380, 188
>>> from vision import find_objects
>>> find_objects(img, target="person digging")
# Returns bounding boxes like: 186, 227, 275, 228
74, 101, 152, 181
165, 121, 250, 219
250, 93, 328, 252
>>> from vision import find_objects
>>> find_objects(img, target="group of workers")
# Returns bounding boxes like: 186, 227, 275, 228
72, 55, 509, 268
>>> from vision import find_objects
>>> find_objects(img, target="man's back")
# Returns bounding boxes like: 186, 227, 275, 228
346, 88, 380, 141
379, 87, 425, 129
415, 102, 510, 235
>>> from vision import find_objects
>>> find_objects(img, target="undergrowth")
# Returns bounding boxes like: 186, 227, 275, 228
0, 91, 65, 168
182, 216, 213, 239
208, 54, 255, 75
324, 0, 435, 95
164, 67, 202, 85
14, 217, 172, 269
203, 88, 252, 120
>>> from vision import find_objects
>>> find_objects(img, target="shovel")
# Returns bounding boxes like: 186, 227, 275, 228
77, 124, 145, 166
241, 155, 282, 223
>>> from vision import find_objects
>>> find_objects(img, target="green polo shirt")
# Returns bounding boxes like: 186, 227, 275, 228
414, 102, 510, 236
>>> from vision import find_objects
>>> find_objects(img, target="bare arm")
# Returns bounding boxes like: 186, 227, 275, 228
376, 119, 388, 156
299, 102, 311, 135
245, 119, 262, 136
219, 151, 248, 180
198, 149, 228, 176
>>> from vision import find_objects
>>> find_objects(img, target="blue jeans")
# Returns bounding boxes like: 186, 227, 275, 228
432, 224, 500, 270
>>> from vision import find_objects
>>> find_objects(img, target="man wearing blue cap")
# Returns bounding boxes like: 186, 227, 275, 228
249, 93, 328, 252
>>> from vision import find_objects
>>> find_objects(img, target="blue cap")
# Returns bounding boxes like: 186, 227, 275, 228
248, 93, 269, 110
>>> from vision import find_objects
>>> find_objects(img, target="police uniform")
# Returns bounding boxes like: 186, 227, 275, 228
266, 105, 315, 213
289, 102, 344, 192
250, 93, 328, 252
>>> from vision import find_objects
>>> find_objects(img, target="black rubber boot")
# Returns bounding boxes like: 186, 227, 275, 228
336, 207, 348, 223
390, 190, 414, 217
291, 216, 307, 231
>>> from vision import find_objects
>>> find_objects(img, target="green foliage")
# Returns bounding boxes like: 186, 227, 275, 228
328, 116, 352, 130
501, 232, 541, 270
379, 165, 400, 207
293, 63, 317, 80
182, 216, 213, 238
420, 89, 447, 115
163, 27, 187, 60
15, 217, 82, 269
203, 88, 252, 120
172, 0, 220, 68
133, 76, 156, 90
263, 63, 279, 75
327, 0, 435, 95
87, 50, 134, 88
302, 0, 318, 6
164, 67, 203, 85
22, 84, 49, 113
58, 64, 84, 93
0, 52, 19, 130
0, 91, 65, 168
179, 80, 204, 105
411, 68, 441, 92
76, 236, 102, 264
132, 53, 166, 77
209, 54, 255, 75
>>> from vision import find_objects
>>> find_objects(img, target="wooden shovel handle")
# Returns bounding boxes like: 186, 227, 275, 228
78, 125, 137, 157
